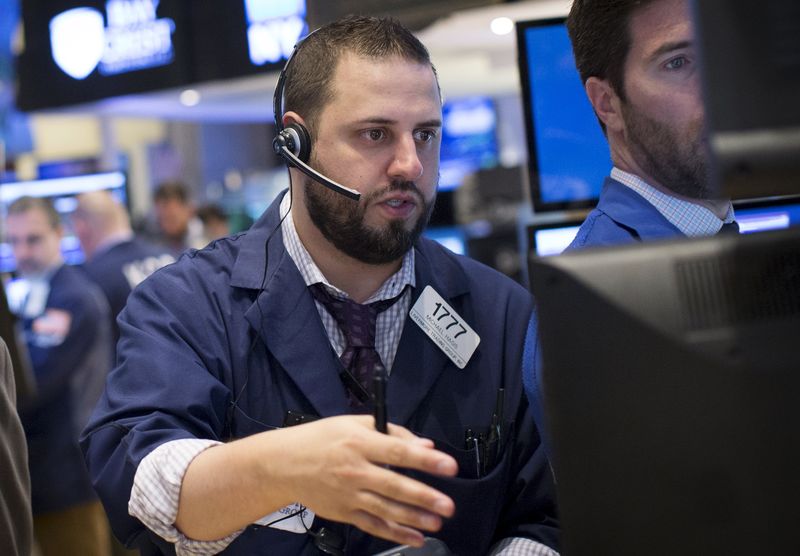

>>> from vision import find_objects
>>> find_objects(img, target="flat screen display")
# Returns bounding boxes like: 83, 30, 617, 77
735, 196, 800, 234
439, 96, 498, 191
516, 18, 611, 212
423, 226, 467, 256
529, 222, 582, 257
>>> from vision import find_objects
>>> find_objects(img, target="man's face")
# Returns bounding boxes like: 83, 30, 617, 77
155, 198, 192, 240
302, 53, 442, 264
620, 0, 710, 199
6, 208, 63, 276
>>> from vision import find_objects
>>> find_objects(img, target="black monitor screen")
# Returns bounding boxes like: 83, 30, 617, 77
0, 171, 128, 273
516, 18, 611, 213
530, 228, 800, 554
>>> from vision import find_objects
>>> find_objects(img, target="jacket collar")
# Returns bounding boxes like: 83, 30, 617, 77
230, 191, 288, 291
597, 177, 683, 240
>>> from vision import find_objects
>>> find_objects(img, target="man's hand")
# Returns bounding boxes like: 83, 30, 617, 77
176, 415, 458, 548
268, 415, 458, 547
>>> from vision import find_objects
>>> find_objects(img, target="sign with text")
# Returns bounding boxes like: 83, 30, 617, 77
17, 0, 307, 111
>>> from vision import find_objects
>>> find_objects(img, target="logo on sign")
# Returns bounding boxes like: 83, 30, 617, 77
49, 0, 175, 80
49, 8, 106, 80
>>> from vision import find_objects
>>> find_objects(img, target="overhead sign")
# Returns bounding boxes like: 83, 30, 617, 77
17, 0, 307, 111
49, 1, 175, 80
245, 0, 306, 66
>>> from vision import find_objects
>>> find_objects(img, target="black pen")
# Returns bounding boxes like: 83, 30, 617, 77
373, 363, 388, 434
484, 388, 505, 473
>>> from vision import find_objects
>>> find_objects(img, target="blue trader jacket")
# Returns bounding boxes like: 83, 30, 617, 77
566, 177, 683, 249
81, 192, 559, 555
80, 237, 174, 346
524, 177, 684, 451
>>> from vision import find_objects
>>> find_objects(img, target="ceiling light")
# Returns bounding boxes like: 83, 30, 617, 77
179, 89, 200, 107
490, 17, 514, 36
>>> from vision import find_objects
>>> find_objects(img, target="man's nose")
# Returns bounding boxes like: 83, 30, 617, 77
387, 135, 424, 182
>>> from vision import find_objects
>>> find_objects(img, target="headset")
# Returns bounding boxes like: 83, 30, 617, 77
272, 30, 361, 201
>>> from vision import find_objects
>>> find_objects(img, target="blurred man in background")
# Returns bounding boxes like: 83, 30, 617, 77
564, 0, 737, 248
196, 203, 231, 243
152, 181, 206, 256
6, 196, 111, 556
73, 190, 174, 346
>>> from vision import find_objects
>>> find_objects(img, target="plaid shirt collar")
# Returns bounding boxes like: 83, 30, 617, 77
611, 167, 735, 237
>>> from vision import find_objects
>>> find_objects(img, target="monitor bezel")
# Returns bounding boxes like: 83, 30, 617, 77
516, 17, 604, 214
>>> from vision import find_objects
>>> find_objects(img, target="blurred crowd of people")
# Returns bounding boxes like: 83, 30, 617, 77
0, 181, 232, 556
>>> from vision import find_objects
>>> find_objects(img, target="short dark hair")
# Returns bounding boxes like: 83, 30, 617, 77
7, 196, 61, 229
566, 0, 658, 101
154, 181, 191, 204
196, 204, 227, 224
283, 15, 437, 136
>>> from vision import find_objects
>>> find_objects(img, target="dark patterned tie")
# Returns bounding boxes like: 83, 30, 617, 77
719, 221, 740, 235
309, 283, 405, 408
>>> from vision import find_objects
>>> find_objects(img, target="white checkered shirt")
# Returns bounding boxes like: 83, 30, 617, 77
611, 167, 736, 236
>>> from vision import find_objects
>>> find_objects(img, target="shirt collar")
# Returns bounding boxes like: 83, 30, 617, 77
610, 168, 735, 236
279, 193, 416, 303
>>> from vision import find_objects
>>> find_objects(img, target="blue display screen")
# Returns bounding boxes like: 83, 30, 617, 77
423, 226, 467, 255
735, 199, 800, 234
517, 19, 611, 211
438, 96, 498, 191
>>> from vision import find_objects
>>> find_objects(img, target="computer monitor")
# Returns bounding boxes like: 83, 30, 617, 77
695, 0, 800, 200
734, 196, 800, 234
422, 226, 467, 256
438, 96, 499, 192
528, 0, 800, 552
526, 219, 584, 257
0, 171, 129, 273
529, 229, 800, 555
516, 18, 611, 212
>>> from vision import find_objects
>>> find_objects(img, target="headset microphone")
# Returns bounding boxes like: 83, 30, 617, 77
273, 30, 361, 202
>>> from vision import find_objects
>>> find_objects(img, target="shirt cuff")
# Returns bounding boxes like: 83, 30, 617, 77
129, 438, 243, 555
490, 536, 560, 556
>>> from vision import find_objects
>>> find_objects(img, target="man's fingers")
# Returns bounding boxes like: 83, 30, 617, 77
385, 422, 431, 445
366, 431, 458, 479
349, 510, 426, 548
361, 465, 455, 520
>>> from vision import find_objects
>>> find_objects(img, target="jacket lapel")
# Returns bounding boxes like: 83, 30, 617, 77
237, 194, 350, 418
599, 178, 684, 240
387, 242, 470, 427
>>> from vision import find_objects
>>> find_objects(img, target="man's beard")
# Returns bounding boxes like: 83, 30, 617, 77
622, 101, 713, 199
303, 165, 436, 265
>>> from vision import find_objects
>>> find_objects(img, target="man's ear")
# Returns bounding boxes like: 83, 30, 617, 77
282, 111, 306, 129
585, 77, 625, 134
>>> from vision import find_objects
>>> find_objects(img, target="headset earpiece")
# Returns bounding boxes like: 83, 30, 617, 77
285, 123, 311, 163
